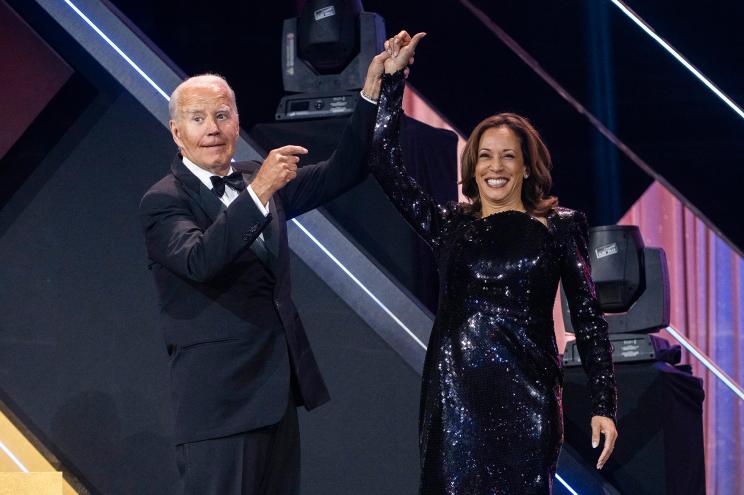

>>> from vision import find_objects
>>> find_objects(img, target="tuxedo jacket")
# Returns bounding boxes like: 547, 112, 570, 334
140, 99, 376, 445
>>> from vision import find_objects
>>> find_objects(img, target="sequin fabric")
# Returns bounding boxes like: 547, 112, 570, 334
370, 71, 617, 495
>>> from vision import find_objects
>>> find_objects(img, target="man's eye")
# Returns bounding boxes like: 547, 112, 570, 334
193, 116, 203, 122
216, 113, 227, 120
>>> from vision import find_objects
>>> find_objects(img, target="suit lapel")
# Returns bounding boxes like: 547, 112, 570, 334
171, 154, 224, 223
197, 183, 225, 222
171, 154, 276, 272
265, 198, 280, 258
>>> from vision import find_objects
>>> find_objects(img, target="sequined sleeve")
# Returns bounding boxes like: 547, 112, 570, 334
560, 211, 618, 421
369, 70, 456, 248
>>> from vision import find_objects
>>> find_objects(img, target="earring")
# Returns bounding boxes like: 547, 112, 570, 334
524, 172, 529, 179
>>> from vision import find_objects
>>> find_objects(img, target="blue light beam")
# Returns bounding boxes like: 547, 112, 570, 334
63, 0, 170, 101
555, 474, 580, 495
665, 325, 744, 401
291, 219, 427, 350
610, 0, 744, 120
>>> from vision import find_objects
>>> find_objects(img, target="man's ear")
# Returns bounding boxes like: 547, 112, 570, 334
169, 120, 183, 148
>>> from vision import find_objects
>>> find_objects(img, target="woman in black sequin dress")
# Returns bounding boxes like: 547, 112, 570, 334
370, 33, 618, 494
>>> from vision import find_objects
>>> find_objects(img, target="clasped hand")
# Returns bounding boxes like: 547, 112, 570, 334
250, 30, 426, 205
383, 30, 426, 75
362, 29, 426, 100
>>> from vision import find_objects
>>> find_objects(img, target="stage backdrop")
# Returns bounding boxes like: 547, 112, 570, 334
620, 181, 743, 495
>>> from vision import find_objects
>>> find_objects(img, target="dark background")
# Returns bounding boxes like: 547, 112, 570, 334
107, 0, 744, 253
1, 1, 741, 493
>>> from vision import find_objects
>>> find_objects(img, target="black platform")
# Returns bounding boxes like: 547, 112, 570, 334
563, 361, 706, 495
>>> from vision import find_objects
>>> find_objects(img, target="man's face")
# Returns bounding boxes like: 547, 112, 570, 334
170, 79, 239, 172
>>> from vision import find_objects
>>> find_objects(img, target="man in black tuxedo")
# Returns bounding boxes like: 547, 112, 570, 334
139, 47, 399, 494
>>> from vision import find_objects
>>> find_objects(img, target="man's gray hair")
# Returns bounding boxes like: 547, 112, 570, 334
168, 73, 238, 121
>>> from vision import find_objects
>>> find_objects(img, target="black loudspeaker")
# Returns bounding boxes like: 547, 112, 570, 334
563, 362, 706, 495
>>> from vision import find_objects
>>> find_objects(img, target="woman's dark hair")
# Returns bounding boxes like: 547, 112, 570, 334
460, 112, 557, 216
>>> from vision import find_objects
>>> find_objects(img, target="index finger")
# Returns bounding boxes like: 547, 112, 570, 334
276, 145, 308, 156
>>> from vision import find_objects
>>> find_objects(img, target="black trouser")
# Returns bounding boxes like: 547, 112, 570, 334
177, 398, 300, 495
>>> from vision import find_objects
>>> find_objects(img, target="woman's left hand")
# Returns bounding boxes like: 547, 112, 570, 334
591, 415, 618, 469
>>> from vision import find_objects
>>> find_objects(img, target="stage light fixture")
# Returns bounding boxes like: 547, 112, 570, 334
562, 225, 675, 366
276, 0, 386, 120
562, 225, 670, 335
297, 0, 362, 75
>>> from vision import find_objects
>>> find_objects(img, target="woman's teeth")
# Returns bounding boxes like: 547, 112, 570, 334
486, 178, 507, 187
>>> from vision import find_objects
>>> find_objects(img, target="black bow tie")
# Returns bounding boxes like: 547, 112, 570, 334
210, 171, 246, 198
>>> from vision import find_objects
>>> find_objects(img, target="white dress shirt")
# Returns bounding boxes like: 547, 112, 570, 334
182, 156, 270, 240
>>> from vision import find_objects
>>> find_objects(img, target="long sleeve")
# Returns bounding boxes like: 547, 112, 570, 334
280, 97, 378, 219
369, 71, 457, 248
139, 187, 271, 283
560, 211, 618, 421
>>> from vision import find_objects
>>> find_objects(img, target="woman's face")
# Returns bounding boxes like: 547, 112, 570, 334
474, 126, 527, 213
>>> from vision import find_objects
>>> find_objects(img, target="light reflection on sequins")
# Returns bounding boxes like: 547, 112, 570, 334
371, 71, 617, 495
